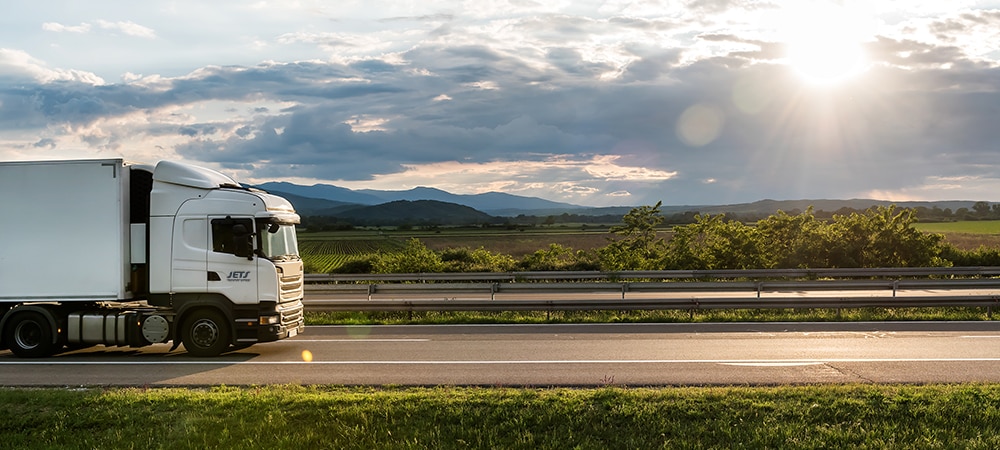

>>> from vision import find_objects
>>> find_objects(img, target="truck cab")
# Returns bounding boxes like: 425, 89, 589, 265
144, 161, 305, 356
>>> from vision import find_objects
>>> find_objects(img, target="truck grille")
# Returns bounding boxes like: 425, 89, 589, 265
277, 261, 304, 302
280, 273, 304, 302
278, 299, 304, 330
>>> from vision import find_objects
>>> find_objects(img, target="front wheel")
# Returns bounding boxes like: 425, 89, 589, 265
181, 309, 231, 357
4, 311, 60, 358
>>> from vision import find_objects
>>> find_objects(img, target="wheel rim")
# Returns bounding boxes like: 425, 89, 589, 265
13, 320, 42, 350
190, 318, 220, 349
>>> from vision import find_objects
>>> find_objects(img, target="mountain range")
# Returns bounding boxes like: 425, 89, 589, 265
256, 182, 587, 216
254, 181, 984, 223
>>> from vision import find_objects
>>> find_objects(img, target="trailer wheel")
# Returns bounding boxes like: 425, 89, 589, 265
181, 309, 231, 357
3, 311, 59, 358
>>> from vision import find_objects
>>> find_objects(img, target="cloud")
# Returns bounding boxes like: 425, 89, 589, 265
42, 22, 92, 33
0, 48, 105, 85
42, 20, 156, 39
4, 3, 1000, 206
95, 20, 157, 39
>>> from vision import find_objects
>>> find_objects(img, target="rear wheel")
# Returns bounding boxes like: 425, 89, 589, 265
181, 309, 231, 357
4, 311, 60, 358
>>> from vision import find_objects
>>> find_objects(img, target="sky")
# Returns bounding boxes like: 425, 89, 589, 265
2, 1, 1000, 207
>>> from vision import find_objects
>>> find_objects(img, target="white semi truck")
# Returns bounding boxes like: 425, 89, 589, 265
0, 159, 305, 357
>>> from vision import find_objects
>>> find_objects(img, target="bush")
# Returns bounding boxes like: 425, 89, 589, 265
519, 244, 599, 271
331, 256, 377, 274
440, 247, 517, 272
372, 238, 445, 273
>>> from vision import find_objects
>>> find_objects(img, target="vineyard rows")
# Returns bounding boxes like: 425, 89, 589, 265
299, 239, 407, 273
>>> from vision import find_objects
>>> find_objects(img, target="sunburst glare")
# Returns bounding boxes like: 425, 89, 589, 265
779, 1, 872, 84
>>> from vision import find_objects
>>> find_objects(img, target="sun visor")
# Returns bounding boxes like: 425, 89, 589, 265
152, 160, 240, 189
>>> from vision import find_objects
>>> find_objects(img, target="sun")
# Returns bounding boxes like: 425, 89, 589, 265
787, 34, 866, 83
779, 2, 871, 84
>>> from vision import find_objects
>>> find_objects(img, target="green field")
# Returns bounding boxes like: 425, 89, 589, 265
298, 236, 407, 273
298, 228, 616, 273
914, 220, 1000, 234
298, 222, 1000, 273
5, 384, 1000, 449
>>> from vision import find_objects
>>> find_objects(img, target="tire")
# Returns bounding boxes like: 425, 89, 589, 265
4, 311, 60, 358
181, 309, 231, 357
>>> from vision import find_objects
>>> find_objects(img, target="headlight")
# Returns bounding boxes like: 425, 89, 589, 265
259, 315, 280, 325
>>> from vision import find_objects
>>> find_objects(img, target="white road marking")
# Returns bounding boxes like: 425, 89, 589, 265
290, 339, 429, 342
3, 357, 1000, 365
721, 362, 826, 367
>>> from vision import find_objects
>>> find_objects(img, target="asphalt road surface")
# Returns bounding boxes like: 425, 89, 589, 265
3, 322, 1000, 386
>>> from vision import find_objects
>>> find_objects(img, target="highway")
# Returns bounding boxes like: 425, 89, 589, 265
2, 322, 1000, 386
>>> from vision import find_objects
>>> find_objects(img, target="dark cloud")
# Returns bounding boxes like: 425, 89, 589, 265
928, 10, 1000, 38
4, 6, 1000, 205
171, 40, 1000, 204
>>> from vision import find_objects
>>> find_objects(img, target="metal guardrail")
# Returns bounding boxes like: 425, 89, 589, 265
305, 267, 1000, 283
302, 267, 1000, 313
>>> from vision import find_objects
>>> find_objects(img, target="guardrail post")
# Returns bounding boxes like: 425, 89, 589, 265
756, 282, 762, 299
491, 283, 498, 301
893, 280, 898, 298
367, 284, 374, 301
622, 282, 628, 300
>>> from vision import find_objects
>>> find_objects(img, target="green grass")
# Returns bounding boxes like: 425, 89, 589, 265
305, 307, 996, 326
914, 220, 1000, 234
4, 384, 1000, 449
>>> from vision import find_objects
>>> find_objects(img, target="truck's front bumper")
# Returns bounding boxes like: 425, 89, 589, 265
234, 299, 305, 344
258, 298, 305, 342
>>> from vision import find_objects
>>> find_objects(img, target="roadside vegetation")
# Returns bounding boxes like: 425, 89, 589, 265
301, 205, 1000, 273
5, 384, 1000, 449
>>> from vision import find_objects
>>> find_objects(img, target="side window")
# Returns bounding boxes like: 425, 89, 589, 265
211, 218, 254, 257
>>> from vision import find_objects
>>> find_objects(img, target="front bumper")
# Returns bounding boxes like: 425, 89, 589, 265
233, 298, 305, 344
258, 298, 305, 342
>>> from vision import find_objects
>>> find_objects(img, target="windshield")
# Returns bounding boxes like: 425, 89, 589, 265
258, 222, 300, 261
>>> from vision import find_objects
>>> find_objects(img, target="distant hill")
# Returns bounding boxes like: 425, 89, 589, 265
256, 182, 582, 214
253, 181, 986, 225
655, 199, 980, 216
256, 182, 385, 205
260, 190, 355, 215
333, 200, 499, 226
358, 187, 578, 214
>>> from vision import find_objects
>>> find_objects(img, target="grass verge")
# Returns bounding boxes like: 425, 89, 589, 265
306, 307, 997, 326
4, 384, 1000, 449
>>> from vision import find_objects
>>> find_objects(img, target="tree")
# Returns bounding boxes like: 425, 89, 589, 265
824, 206, 947, 268
755, 207, 827, 268
660, 214, 763, 270
973, 201, 991, 217
599, 202, 666, 270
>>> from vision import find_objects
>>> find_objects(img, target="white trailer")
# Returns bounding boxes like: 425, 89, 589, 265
0, 159, 305, 357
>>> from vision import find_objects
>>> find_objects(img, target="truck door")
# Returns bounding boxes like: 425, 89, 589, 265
171, 216, 208, 293
207, 216, 259, 305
